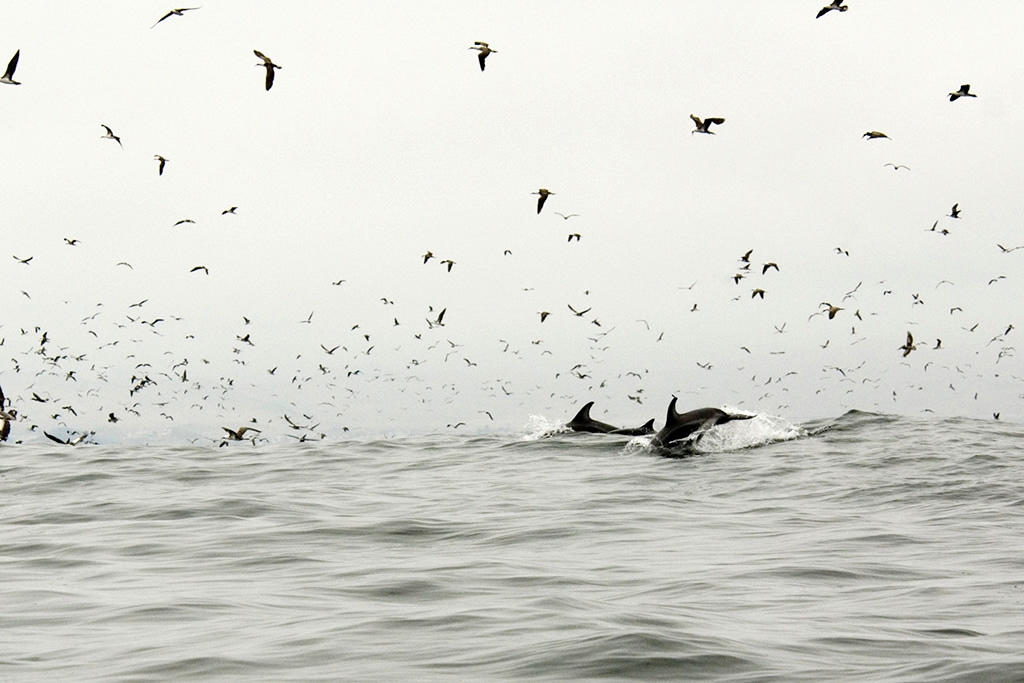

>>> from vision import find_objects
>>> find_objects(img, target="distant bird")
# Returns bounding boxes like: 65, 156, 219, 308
816, 1, 848, 18
427, 308, 446, 328
440, 259, 455, 272
1, 49, 20, 85
63, 238, 79, 246
948, 84, 976, 102
12, 255, 32, 264
997, 243, 1024, 253
863, 131, 889, 140
554, 212, 580, 220
151, 7, 201, 28
568, 304, 591, 316
254, 50, 281, 91
154, 155, 168, 175
222, 206, 238, 215
422, 250, 434, 264
190, 265, 208, 274
568, 233, 581, 242
690, 114, 725, 135
174, 219, 195, 226
751, 288, 765, 299
101, 124, 123, 148
469, 41, 496, 71
948, 203, 961, 219
899, 331, 917, 357
821, 302, 843, 319
762, 262, 779, 274
884, 163, 911, 171
533, 188, 554, 214
539, 311, 550, 322
0, 384, 14, 442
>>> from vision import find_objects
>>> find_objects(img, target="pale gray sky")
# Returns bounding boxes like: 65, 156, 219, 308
2, 2, 1023, 443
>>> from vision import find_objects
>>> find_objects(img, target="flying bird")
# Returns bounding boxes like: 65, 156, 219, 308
254, 50, 281, 91
151, 7, 201, 28
154, 155, 168, 175
101, 124, 123, 148
222, 426, 260, 441
190, 265, 208, 274
948, 203, 961, 219
816, 1, 848, 18
422, 251, 434, 264
899, 331, 917, 357
884, 163, 911, 171
948, 84, 976, 101
554, 212, 579, 220
1, 49, 20, 85
863, 131, 889, 140
533, 188, 554, 214
690, 114, 725, 135
469, 41, 496, 71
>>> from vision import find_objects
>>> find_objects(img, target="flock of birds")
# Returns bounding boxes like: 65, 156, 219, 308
1, 5, 1021, 446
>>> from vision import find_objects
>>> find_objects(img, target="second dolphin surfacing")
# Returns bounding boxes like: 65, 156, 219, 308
567, 402, 655, 436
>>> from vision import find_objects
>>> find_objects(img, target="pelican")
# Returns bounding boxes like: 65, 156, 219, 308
154, 155, 168, 175
254, 50, 281, 91
816, 1, 848, 18
863, 131, 889, 140
1, 49, 20, 85
469, 41, 496, 71
948, 84, 976, 101
151, 7, 201, 28
533, 188, 554, 214
101, 124, 123, 148
690, 114, 725, 135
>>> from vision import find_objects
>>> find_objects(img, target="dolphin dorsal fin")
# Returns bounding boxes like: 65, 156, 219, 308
571, 401, 595, 423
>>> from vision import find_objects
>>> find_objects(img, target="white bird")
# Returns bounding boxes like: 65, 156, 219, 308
690, 114, 725, 135
101, 124, 123, 148
254, 50, 281, 91
0, 49, 20, 85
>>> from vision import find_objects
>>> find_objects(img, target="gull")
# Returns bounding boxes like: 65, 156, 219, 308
568, 304, 591, 316
690, 114, 725, 135
427, 308, 446, 328
533, 188, 554, 214
863, 131, 889, 140
222, 206, 238, 214
151, 7, 201, 28
899, 331, 916, 357
948, 84, 976, 102
997, 243, 1024, 253
174, 219, 195, 226
469, 41, 496, 71
884, 163, 911, 171
821, 302, 843, 319
64, 238, 79, 246
101, 124, 123, 148
762, 262, 779, 274
154, 155, 168, 175
554, 212, 580, 220
13, 255, 32, 264
1, 49, 20, 85
254, 50, 281, 91
816, 1, 848, 18
190, 265, 208, 274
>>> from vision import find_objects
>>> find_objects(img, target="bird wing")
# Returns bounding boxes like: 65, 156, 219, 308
265, 66, 275, 90
704, 117, 725, 128
689, 114, 703, 129
477, 51, 487, 71
254, 50, 270, 63
4, 50, 19, 79
815, 6, 831, 18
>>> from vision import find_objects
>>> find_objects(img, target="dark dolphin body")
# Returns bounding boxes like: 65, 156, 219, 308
567, 402, 654, 436
650, 397, 755, 447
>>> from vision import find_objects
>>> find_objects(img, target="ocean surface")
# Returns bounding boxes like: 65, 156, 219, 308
2, 411, 1023, 682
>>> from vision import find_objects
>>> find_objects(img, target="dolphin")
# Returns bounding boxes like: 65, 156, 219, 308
566, 402, 654, 436
650, 397, 755, 447
567, 401, 619, 433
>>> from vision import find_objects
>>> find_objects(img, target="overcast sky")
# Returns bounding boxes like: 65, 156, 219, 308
2, 2, 1023, 444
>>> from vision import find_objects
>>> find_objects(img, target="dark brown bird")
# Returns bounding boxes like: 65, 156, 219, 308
948, 84, 976, 101
254, 50, 281, 90
469, 41, 496, 71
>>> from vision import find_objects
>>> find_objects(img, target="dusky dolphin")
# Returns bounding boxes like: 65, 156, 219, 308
567, 402, 654, 436
650, 397, 755, 447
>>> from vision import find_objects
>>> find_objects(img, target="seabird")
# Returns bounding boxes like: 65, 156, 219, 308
948, 84, 976, 101
690, 114, 725, 135
899, 331, 916, 357
469, 41, 496, 71
816, 1, 848, 18
884, 163, 911, 171
0, 384, 15, 442
222, 426, 260, 440
254, 50, 281, 91
533, 188, 554, 214
554, 212, 580, 220
101, 124, 123, 148
948, 203, 961, 219
862, 131, 889, 140
0, 49, 20, 85
151, 7, 201, 28
154, 155, 168, 175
